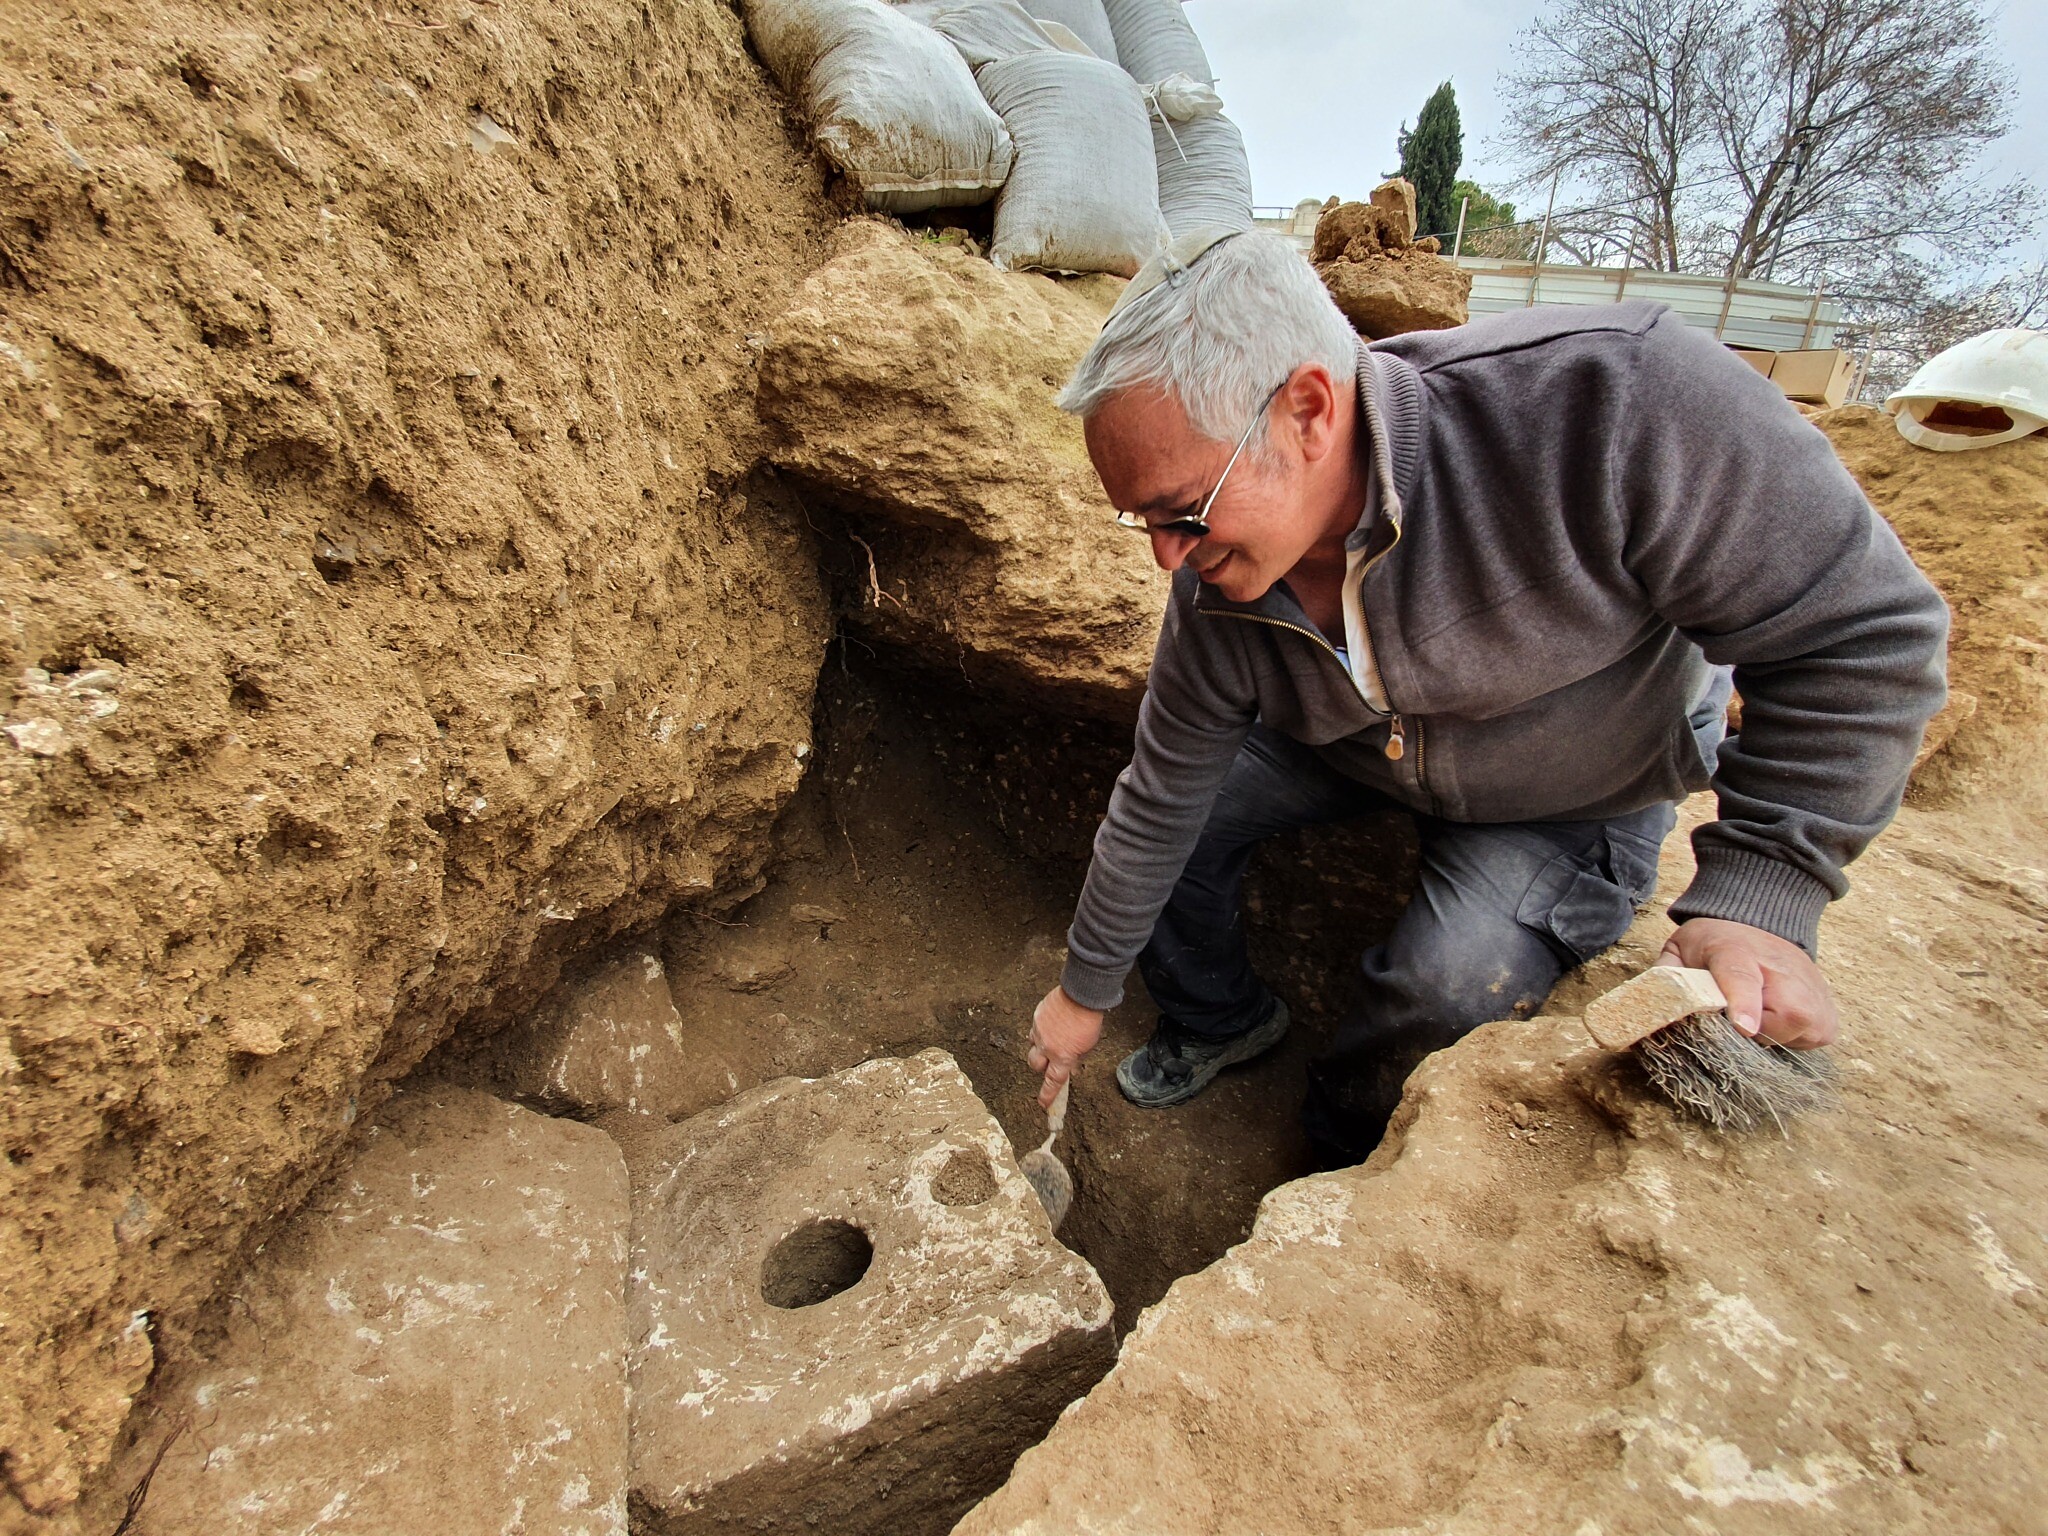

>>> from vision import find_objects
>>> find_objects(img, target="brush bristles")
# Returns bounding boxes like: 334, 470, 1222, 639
1635, 1011, 1837, 1133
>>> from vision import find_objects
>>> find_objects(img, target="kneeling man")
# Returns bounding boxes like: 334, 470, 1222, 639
1025, 230, 1947, 1166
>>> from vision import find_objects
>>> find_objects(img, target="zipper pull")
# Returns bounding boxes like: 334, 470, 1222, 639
1385, 715, 1406, 761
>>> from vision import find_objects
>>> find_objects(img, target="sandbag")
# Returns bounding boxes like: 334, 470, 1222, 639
1022, 0, 1119, 63
978, 52, 1163, 275
898, 0, 1060, 66
1034, 19, 1098, 54
1153, 110, 1254, 237
1096, 0, 1248, 234
1144, 70, 1222, 122
744, 0, 1013, 211
1099, 0, 1211, 84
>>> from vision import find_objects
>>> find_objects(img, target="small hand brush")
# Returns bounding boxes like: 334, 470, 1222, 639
1019, 1078, 1073, 1230
1583, 966, 1836, 1134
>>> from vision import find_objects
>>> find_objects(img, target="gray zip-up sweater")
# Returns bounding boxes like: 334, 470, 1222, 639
1060, 301, 1949, 1011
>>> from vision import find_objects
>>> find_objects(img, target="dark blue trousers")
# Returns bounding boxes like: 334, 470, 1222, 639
1135, 724, 1688, 1165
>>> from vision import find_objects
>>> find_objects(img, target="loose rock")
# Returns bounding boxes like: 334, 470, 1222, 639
497, 949, 753, 1121
1311, 196, 1472, 339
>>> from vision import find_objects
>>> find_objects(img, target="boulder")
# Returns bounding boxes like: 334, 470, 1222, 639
122, 1088, 631, 1536
495, 948, 752, 1121
629, 1049, 1114, 1536
1312, 197, 1472, 339
757, 220, 1169, 722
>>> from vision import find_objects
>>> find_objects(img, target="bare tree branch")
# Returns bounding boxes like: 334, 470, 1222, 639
1496, 0, 2036, 287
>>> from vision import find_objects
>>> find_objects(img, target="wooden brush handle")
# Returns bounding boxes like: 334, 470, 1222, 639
1046, 1078, 1070, 1138
1584, 965, 1729, 1050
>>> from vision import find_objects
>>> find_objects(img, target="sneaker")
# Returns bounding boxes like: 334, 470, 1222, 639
1115, 999, 1291, 1109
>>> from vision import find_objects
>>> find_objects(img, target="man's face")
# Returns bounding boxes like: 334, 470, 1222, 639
1083, 380, 1316, 603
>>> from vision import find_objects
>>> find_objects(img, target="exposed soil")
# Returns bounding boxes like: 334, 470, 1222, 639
0, 0, 837, 1521
435, 657, 1409, 1335
1818, 405, 2048, 807
9, 0, 2046, 1522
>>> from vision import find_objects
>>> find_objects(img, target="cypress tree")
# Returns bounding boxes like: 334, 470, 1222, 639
1397, 82, 1463, 241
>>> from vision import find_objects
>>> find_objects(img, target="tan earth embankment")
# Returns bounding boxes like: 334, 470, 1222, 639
1818, 405, 2048, 805
959, 787, 2048, 1534
0, 3, 834, 1525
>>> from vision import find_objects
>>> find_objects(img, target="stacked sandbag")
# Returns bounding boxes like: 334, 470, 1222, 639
744, 0, 1014, 211
1152, 112, 1253, 237
899, 0, 1065, 64
900, 0, 1161, 274
1098, 0, 1253, 236
977, 49, 1163, 274
1021, 0, 1120, 63
1098, 0, 1209, 77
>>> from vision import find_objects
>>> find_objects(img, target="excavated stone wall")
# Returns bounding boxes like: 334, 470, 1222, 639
0, 2, 836, 1525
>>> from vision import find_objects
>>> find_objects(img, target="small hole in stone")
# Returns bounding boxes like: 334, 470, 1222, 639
761, 1218, 873, 1309
933, 1147, 997, 1207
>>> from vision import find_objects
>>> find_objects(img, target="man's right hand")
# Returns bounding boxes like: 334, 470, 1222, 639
1026, 986, 1104, 1108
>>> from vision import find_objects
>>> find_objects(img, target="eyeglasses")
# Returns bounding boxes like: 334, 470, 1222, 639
1114, 380, 1285, 540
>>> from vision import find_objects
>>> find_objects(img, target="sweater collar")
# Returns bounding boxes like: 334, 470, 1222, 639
1192, 340, 1426, 619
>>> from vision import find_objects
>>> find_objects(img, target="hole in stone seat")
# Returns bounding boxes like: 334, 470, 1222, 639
761, 1218, 873, 1309
933, 1146, 998, 1206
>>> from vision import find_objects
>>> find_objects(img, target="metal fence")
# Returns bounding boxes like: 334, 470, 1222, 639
1453, 256, 1842, 352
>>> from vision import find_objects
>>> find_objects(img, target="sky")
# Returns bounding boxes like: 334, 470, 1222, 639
1190, 0, 2048, 268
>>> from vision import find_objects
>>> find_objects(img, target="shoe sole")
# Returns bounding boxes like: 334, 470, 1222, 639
1114, 1004, 1291, 1109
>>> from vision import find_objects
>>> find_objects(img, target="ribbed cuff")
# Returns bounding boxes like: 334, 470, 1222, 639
1059, 954, 1128, 1013
1668, 846, 1833, 957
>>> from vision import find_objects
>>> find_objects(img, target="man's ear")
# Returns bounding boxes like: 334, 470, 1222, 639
1278, 363, 1342, 464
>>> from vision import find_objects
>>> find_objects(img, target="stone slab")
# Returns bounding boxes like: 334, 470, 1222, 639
134, 1087, 630, 1536
499, 947, 746, 1120
628, 1049, 1115, 1536
1582, 965, 1727, 1050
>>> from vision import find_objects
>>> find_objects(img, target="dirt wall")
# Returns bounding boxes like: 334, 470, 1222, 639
1818, 406, 2048, 801
961, 788, 2048, 1535
0, 2, 834, 1525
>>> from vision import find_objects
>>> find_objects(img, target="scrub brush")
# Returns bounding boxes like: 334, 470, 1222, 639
1583, 966, 1836, 1133
1019, 1079, 1073, 1229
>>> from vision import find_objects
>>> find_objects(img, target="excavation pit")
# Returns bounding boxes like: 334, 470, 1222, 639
627, 1049, 1116, 1536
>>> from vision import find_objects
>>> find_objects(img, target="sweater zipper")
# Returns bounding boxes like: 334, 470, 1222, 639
1203, 575, 1418, 770
1352, 520, 1407, 762
1198, 510, 1414, 759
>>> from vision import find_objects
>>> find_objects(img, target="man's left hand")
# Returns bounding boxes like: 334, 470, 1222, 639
1658, 917, 1839, 1048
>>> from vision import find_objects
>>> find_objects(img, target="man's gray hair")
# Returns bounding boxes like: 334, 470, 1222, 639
1057, 230, 1360, 447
